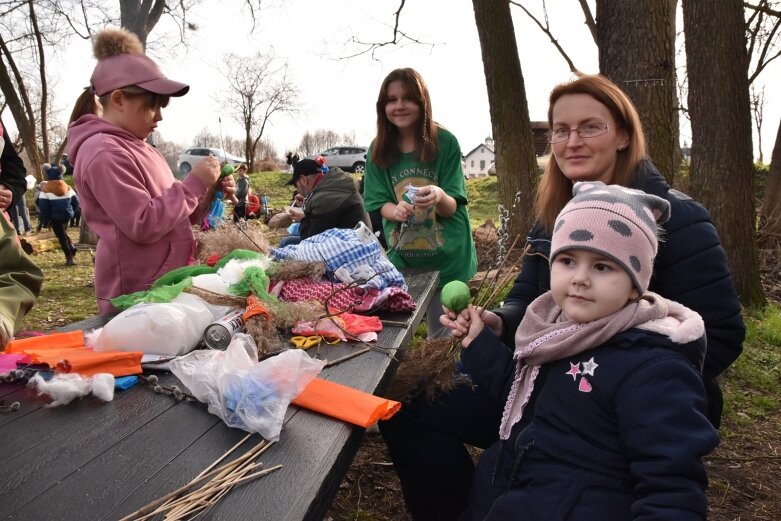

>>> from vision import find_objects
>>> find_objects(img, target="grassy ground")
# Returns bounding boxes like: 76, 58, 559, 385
13, 172, 781, 519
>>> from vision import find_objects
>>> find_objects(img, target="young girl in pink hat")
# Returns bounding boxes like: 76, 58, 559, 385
458, 182, 718, 520
67, 28, 235, 314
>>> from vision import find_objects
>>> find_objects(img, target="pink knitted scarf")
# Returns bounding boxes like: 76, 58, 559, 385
498, 291, 670, 440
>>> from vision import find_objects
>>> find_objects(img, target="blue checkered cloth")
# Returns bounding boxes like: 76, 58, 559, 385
272, 228, 405, 290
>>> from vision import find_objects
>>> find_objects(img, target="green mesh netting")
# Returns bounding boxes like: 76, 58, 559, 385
229, 266, 276, 302
111, 277, 194, 310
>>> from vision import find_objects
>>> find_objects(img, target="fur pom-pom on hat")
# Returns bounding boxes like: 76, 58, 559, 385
88, 27, 189, 97
45, 163, 66, 181
92, 28, 144, 61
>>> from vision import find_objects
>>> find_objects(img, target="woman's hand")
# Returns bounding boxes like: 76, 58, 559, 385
0, 183, 12, 211
413, 185, 442, 210
393, 201, 415, 222
480, 310, 504, 337
191, 157, 220, 186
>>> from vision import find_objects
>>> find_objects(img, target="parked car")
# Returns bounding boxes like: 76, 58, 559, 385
177, 147, 246, 175
308, 146, 368, 173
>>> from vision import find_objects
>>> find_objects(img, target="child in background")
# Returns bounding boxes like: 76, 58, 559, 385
232, 163, 250, 221
66, 28, 235, 313
457, 182, 718, 520
37, 164, 79, 266
247, 192, 261, 219
363, 68, 476, 338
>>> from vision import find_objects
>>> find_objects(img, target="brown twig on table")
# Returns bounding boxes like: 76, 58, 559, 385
138, 374, 198, 402
380, 319, 410, 328
326, 347, 372, 367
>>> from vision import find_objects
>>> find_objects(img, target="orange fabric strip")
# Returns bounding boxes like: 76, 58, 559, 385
5, 330, 85, 353
291, 378, 401, 428
10, 345, 142, 377
55, 350, 142, 377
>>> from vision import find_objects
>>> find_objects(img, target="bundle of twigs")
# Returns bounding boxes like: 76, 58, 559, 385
385, 194, 529, 402
120, 434, 281, 521
193, 220, 271, 263
386, 240, 528, 402
266, 259, 327, 281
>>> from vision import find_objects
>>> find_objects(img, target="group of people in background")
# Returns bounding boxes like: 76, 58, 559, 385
285, 151, 300, 173
0, 23, 747, 521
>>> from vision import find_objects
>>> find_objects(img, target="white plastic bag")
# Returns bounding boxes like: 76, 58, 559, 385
96, 293, 231, 356
169, 333, 325, 440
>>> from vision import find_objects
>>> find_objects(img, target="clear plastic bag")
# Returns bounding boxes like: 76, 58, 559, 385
169, 333, 325, 440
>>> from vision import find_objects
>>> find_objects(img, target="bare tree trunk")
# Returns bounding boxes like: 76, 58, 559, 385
0, 35, 42, 176
120, 0, 166, 48
683, 0, 765, 309
472, 0, 537, 241
29, 0, 49, 164
596, 0, 679, 184
760, 118, 781, 247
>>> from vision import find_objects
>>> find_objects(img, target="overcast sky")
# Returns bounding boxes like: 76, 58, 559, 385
8, 0, 781, 160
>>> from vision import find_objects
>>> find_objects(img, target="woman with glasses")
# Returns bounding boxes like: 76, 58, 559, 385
379, 73, 744, 521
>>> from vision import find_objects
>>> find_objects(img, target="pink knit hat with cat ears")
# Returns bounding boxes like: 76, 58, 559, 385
89, 28, 189, 98
550, 181, 671, 294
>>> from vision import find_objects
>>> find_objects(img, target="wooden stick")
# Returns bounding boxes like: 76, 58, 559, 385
380, 319, 410, 328
193, 433, 253, 480
326, 347, 372, 367
189, 465, 284, 520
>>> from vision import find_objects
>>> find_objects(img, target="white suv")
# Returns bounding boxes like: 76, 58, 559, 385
308, 146, 368, 173
177, 148, 246, 175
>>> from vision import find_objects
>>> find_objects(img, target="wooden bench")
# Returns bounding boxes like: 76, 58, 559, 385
0, 268, 438, 520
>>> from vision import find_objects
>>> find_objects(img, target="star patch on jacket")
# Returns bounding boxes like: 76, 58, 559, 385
565, 357, 599, 393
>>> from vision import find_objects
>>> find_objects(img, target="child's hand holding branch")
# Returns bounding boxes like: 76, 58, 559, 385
441, 306, 504, 345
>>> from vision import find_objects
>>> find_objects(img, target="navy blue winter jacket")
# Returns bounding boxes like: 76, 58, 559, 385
460, 323, 718, 521
38, 180, 79, 225
493, 160, 744, 426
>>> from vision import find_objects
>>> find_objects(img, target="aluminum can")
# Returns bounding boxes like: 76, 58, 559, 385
203, 310, 245, 350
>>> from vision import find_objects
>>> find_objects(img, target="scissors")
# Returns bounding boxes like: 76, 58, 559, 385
290, 336, 323, 349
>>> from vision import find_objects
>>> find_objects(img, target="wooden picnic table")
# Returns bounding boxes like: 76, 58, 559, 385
0, 268, 438, 521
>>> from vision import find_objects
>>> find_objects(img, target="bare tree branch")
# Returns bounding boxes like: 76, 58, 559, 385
339, 0, 434, 61
746, 0, 781, 83
510, 0, 579, 72
745, 1, 781, 17
577, 0, 598, 43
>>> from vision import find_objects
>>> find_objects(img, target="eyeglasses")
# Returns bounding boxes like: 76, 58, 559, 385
547, 122, 621, 144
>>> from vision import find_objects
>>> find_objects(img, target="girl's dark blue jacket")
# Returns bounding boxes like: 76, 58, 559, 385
37, 180, 79, 225
493, 160, 744, 427
460, 322, 718, 521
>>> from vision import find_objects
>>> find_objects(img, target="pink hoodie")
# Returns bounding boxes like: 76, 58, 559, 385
68, 115, 209, 314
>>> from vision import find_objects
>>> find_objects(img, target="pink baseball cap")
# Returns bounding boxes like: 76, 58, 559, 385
90, 53, 189, 97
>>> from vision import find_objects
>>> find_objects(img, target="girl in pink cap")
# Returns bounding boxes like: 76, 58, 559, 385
66, 28, 235, 314
457, 181, 718, 520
